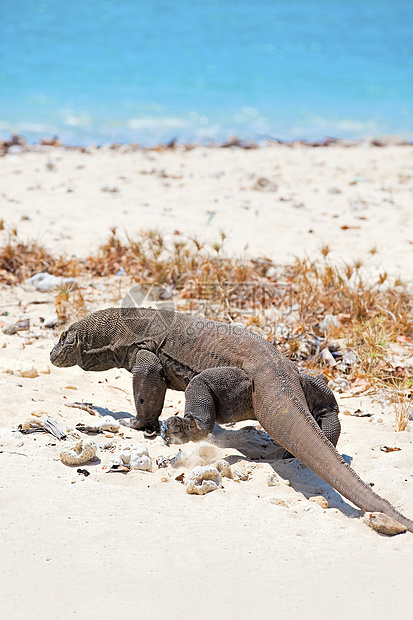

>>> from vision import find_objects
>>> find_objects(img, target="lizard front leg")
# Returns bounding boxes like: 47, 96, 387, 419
127, 349, 167, 433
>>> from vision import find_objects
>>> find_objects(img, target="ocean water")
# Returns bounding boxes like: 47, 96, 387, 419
1, 0, 412, 145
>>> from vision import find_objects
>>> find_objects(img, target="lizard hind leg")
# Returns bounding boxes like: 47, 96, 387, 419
160, 366, 253, 446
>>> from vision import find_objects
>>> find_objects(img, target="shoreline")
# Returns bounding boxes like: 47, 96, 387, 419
1, 132, 412, 156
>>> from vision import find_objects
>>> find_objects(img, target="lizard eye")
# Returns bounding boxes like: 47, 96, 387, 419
60, 331, 67, 341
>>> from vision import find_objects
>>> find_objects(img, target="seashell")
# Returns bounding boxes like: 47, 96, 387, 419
60, 439, 97, 465
184, 465, 222, 495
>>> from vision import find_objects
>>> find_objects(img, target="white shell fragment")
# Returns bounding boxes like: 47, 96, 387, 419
170, 449, 187, 468
97, 415, 120, 432
130, 450, 152, 471
109, 444, 152, 471
60, 439, 97, 465
363, 512, 407, 536
26, 272, 77, 292
184, 465, 222, 495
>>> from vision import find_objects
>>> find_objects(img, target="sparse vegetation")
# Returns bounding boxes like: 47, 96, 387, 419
391, 382, 413, 432
1, 227, 412, 412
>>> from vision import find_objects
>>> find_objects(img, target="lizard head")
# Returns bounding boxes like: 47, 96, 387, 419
50, 309, 121, 371
50, 323, 83, 367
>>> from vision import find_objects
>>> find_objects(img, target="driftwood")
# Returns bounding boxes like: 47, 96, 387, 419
65, 402, 99, 416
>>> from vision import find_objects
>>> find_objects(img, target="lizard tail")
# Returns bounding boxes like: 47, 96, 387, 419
253, 378, 413, 533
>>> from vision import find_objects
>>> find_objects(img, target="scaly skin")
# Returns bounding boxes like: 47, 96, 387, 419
50, 307, 413, 533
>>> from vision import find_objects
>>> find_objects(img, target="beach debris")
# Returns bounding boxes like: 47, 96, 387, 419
270, 498, 289, 508
25, 272, 77, 292
344, 408, 372, 418
170, 449, 187, 468
214, 459, 233, 479
318, 314, 340, 333
252, 177, 278, 192
380, 446, 401, 453
65, 402, 99, 415
42, 314, 59, 328
77, 468, 90, 477
106, 464, 131, 473
0, 359, 39, 377
0, 134, 27, 155
309, 496, 329, 508
130, 445, 153, 471
321, 347, 336, 367
98, 440, 116, 451
108, 445, 152, 472
60, 438, 97, 465
328, 377, 350, 392
75, 415, 120, 434
184, 465, 222, 495
2, 318, 30, 335
156, 455, 170, 468
267, 472, 291, 487
221, 136, 257, 149
363, 512, 407, 535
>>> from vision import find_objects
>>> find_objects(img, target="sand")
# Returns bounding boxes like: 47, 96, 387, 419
0, 142, 413, 620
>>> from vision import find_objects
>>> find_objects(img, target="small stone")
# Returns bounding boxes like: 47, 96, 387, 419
270, 498, 289, 508
43, 314, 59, 328
3, 324, 19, 335
20, 366, 39, 378
363, 512, 407, 535
252, 177, 278, 192
37, 364, 50, 374
309, 495, 329, 509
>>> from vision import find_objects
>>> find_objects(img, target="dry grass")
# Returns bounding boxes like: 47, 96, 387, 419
0, 230, 80, 283
390, 382, 413, 431
1, 228, 412, 400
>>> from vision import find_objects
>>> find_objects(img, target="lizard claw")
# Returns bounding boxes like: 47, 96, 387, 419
160, 421, 170, 446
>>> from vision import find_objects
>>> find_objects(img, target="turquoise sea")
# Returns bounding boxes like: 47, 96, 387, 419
1, 0, 412, 145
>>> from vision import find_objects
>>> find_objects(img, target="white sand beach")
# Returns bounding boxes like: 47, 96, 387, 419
0, 142, 413, 620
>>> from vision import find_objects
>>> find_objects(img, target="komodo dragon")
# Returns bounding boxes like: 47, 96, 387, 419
50, 307, 413, 532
